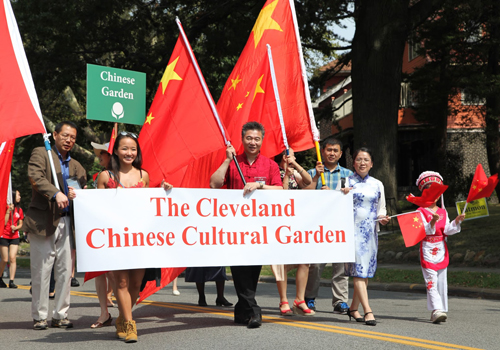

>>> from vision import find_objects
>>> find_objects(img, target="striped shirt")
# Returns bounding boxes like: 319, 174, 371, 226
307, 164, 353, 190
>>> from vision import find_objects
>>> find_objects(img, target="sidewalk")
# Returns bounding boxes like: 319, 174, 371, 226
258, 263, 500, 301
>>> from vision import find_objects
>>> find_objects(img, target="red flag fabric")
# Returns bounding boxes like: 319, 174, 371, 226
406, 183, 448, 208
138, 32, 227, 187
107, 125, 117, 154
217, 0, 314, 155
0, 0, 46, 142
0, 140, 15, 221
397, 211, 426, 247
467, 164, 499, 202
137, 267, 185, 304
168, 0, 315, 188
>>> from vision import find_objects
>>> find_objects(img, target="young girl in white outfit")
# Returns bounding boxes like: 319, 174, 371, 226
415, 171, 465, 324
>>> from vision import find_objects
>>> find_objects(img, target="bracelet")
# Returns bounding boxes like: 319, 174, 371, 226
299, 169, 304, 174
259, 182, 264, 189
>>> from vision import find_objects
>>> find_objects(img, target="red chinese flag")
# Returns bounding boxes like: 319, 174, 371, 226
107, 125, 117, 154
137, 267, 185, 304
169, 0, 315, 188
138, 33, 226, 187
467, 164, 499, 202
0, 140, 15, 221
397, 212, 426, 247
406, 183, 448, 208
217, 0, 314, 156
0, 1, 46, 142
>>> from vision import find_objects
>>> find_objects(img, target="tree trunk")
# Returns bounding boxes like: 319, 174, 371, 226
351, 1, 411, 202
485, 0, 500, 196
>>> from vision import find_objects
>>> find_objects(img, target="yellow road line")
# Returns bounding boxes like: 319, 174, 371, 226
16, 285, 482, 350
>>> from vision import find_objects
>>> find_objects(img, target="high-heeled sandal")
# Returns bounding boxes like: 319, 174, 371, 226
90, 313, 113, 328
279, 301, 293, 316
364, 311, 377, 326
215, 297, 233, 307
293, 300, 315, 316
347, 309, 364, 322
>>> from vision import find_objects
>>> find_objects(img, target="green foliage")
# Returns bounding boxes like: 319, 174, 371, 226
9, 0, 348, 197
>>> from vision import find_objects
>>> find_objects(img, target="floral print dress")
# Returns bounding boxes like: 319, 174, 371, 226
344, 173, 387, 278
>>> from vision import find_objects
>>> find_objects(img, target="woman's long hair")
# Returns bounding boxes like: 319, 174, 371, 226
12, 190, 21, 208
109, 132, 143, 184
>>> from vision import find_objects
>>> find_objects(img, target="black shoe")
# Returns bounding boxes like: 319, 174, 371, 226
71, 278, 80, 287
364, 312, 377, 326
198, 296, 207, 306
247, 314, 262, 329
334, 302, 349, 314
215, 297, 233, 307
347, 309, 364, 322
0, 279, 6, 288
234, 316, 250, 325
8, 281, 18, 289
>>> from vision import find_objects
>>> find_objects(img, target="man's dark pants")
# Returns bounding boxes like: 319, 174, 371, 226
230, 265, 262, 321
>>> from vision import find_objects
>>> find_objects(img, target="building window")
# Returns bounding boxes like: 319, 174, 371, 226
400, 82, 418, 108
408, 39, 420, 61
461, 88, 485, 105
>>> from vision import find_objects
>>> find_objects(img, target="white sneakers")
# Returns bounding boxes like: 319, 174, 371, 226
172, 290, 180, 296
431, 310, 447, 324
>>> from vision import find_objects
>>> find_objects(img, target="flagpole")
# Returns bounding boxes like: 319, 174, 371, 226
7, 172, 13, 224
266, 45, 289, 155
288, 0, 325, 185
175, 17, 246, 185
43, 133, 60, 191
375, 210, 420, 221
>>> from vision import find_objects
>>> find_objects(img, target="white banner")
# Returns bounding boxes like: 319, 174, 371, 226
73, 188, 355, 272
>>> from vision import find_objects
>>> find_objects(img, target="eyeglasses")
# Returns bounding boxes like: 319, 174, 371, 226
58, 133, 76, 142
120, 131, 138, 139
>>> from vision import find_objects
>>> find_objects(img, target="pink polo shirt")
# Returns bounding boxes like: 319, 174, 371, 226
225, 153, 282, 190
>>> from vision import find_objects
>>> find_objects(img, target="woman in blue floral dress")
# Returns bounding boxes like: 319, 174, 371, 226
342, 148, 390, 326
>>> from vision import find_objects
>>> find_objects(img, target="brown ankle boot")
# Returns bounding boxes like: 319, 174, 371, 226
115, 315, 126, 340
124, 320, 137, 343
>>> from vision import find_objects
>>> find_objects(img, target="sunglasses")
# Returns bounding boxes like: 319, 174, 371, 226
120, 131, 138, 138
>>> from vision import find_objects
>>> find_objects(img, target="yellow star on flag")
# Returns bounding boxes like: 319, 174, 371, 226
253, 74, 265, 101
145, 113, 154, 125
413, 216, 419, 222
161, 56, 182, 94
472, 185, 477, 190
245, 91, 250, 97
236, 103, 244, 111
229, 75, 242, 91
251, 0, 283, 48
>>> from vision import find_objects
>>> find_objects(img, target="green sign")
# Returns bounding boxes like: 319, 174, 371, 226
87, 64, 146, 125
456, 198, 489, 220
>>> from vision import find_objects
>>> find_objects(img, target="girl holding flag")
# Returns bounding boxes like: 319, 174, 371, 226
413, 171, 465, 324
0, 190, 24, 289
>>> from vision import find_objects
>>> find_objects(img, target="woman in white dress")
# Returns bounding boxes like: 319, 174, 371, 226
342, 148, 390, 326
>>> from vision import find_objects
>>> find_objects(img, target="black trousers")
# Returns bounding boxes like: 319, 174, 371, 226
230, 265, 262, 321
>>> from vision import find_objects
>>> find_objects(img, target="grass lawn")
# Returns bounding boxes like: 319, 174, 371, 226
378, 203, 500, 263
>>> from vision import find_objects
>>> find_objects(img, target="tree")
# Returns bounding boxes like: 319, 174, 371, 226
10, 0, 344, 204
408, 0, 500, 197
350, 0, 446, 202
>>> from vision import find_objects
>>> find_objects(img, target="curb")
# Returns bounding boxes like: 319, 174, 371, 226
256, 276, 500, 301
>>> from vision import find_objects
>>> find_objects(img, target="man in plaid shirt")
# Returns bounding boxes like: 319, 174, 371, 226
304, 136, 353, 314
